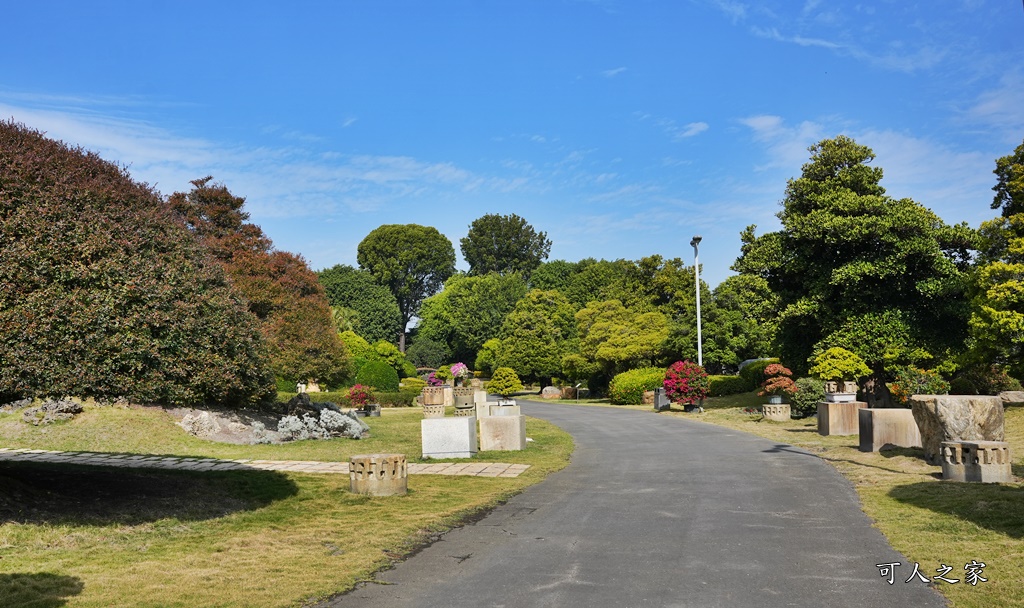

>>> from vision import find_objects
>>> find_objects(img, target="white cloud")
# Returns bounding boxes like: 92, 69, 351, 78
602, 67, 627, 78
738, 114, 826, 171
678, 122, 709, 138
966, 71, 1024, 141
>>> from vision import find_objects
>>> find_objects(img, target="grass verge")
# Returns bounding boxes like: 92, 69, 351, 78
0, 405, 573, 607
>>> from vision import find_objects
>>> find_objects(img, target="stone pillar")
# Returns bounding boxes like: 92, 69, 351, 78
349, 453, 408, 496
490, 404, 522, 417
422, 417, 478, 458
962, 440, 1012, 483
858, 408, 922, 452
817, 401, 867, 436
761, 404, 791, 421
421, 386, 445, 405
480, 415, 526, 451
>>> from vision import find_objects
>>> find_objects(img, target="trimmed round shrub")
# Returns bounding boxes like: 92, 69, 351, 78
664, 361, 709, 405
354, 360, 399, 392
609, 367, 665, 405
488, 367, 524, 397
790, 377, 824, 418
948, 377, 977, 395
708, 375, 752, 397
738, 358, 779, 389
400, 377, 427, 391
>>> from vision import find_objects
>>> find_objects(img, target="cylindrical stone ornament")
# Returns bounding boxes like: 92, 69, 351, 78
349, 453, 408, 496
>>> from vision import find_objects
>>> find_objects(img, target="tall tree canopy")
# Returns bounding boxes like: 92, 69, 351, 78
970, 139, 1024, 379
733, 135, 975, 405
0, 121, 273, 406
415, 272, 528, 363
497, 289, 578, 383
169, 178, 352, 387
460, 213, 552, 279
357, 224, 456, 351
317, 264, 403, 344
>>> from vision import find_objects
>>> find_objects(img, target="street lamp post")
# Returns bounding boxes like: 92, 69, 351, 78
690, 235, 702, 367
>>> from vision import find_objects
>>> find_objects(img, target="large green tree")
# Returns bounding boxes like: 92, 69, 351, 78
357, 224, 456, 351
573, 299, 669, 377
497, 289, 578, 383
460, 213, 552, 279
168, 178, 352, 388
317, 264, 403, 344
415, 272, 528, 363
969, 139, 1024, 379
733, 136, 976, 406
0, 121, 273, 406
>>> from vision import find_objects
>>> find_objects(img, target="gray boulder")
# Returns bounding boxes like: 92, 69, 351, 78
22, 399, 83, 425
998, 391, 1024, 406
909, 395, 1004, 464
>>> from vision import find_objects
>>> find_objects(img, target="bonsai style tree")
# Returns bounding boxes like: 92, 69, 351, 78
758, 363, 798, 401
489, 367, 524, 398
808, 347, 871, 393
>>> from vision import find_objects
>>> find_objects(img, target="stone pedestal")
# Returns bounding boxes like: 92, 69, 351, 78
452, 407, 474, 417
817, 401, 867, 436
909, 395, 1004, 464
422, 403, 446, 419
964, 441, 1013, 483
490, 404, 522, 417
474, 390, 489, 404
443, 386, 454, 408
453, 387, 475, 408
349, 453, 408, 496
858, 408, 922, 452
422, 417, 478, 459
480, 415, 526, 451
761, 403, 791, 421
940, 441, 967, 482
421, 386, 445, 406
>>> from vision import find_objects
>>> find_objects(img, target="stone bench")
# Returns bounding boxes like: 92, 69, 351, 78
349, 453, 407, 496
940, 441, 1012, 483
858, 408, 922, 452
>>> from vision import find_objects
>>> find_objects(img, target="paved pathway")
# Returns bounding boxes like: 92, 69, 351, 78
327, 400, 948, 608
0, 448, 530, 478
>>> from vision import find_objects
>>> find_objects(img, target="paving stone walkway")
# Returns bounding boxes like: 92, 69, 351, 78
0, 447, 529, 477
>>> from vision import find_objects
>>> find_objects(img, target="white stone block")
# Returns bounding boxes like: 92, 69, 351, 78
480, 415, 526, 451
473, 390, 488, 404
490, 404, 521, 417
421, 417, 478, 459
475, 401, 491, 418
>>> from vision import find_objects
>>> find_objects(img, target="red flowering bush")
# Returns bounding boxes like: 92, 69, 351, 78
758, 363, 798, 398
663, 361, 709, 405
347, 384, 374, 407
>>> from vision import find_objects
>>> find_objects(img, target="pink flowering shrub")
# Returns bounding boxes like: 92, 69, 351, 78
347, 384, 374, 407
449, 362, 470, 386
663, 360, 709, 405
426, 371, 443, 387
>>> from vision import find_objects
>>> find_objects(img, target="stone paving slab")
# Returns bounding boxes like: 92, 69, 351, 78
0, 448, 528, 477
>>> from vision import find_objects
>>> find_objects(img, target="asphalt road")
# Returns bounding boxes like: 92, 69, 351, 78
327, 401, 947, 608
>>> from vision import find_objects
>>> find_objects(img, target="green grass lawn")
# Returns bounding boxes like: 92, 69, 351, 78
0, 405, 573, 607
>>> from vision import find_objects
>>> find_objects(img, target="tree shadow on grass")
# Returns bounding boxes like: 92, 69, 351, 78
0, 462, 298, 526
0, 572, 84, 608
888, 481, 1024, 539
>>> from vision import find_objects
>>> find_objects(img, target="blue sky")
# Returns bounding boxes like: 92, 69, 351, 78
3, 1, 1023, 287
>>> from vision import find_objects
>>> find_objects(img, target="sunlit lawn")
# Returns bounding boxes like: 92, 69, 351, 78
0, 405, 573, 607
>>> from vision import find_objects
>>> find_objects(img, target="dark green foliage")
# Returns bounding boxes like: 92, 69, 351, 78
405, 336, 451, 368
460, 213, 551, 279
0, 121, 274, 406
357, 224, 456, 350
353, 360, 400, 392
276, 377, 298, 393
952, 365, 1023, 396
708, 375, 752, 397
739, 358, 780, 389
530, 259, 578, 292
790, 377, 825, 418
733, 136, 976, 381
609, 367, 665, 405
416, 272, 528, 363
498, 289, 578, 383
317, 264, 403, 344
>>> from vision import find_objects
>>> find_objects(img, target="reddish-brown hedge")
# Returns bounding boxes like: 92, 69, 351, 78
0, 121, 275, 406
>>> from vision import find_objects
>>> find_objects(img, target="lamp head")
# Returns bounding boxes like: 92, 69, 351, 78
690, 235, 702, 248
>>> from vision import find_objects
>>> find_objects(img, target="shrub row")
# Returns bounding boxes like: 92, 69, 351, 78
708, 375, 752, 396
738, 358, 780, 389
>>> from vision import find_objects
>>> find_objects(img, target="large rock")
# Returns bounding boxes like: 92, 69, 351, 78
21, 399, 83, 425
999, 391, 1024, 406
909, 395, 1004, 464
541, 386, 561, 399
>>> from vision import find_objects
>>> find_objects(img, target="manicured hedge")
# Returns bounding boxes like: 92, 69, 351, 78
708, 375, 752, 397
609, 367, 666, 405
739, 358, 780, 389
